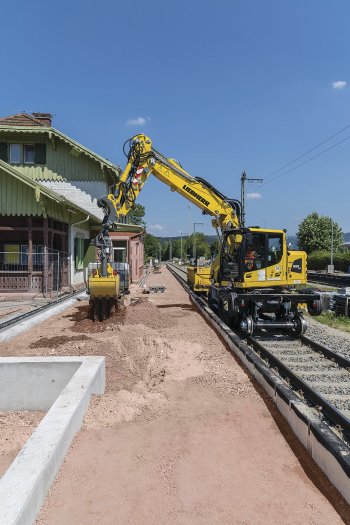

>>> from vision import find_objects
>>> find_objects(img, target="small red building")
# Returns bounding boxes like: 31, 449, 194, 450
109, 225, 144, 283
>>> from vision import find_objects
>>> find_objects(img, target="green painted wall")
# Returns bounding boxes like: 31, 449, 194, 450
0, 132, 115, 183
0, 168, 91, 224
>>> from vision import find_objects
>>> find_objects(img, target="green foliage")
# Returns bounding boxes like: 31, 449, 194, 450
185, 232, 210, 259
127, 203, 146, 227
297, 212, 343, 254
308, 250, 350, 272
144, 233, 160, 260
210, 240, 220, 258
313, 311, 350, 334
159, 238, 182, 260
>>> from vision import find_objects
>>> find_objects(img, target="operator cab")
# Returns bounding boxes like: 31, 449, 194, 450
220, 228, 285, 286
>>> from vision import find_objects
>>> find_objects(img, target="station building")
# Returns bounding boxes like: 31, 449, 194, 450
0, 112, 144, 296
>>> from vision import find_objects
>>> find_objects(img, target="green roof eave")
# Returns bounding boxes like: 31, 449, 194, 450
0, 159, 102, 224
0, 125, 122, 176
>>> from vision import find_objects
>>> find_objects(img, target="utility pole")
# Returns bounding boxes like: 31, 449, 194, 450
169, 238, 173, 260
193, 222, 203, 263
330, 220, 334, 273
180, 232, 188, 264
240, 171, 263, 227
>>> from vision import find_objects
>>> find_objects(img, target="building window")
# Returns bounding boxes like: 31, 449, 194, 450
9, 144, 21, 163
24, 144, 35, 164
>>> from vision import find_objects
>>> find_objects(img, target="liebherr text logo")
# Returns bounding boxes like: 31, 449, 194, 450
182, 184, 210, 207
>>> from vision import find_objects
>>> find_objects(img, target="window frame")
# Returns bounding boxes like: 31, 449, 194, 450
23, 144, 36, 165
9, 143, 21, 164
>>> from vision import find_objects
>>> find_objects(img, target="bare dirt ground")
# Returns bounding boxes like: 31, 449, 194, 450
0, 267, 349, 524
0, 411, 45, 477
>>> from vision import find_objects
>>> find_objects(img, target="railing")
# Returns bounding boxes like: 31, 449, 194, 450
0, 249, 69, 294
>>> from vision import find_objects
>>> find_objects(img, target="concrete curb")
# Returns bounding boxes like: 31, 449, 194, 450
0, 292, 87, 341
0, 356, 105, 525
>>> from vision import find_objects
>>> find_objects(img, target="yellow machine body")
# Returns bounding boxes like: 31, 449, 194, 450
187, 265, 212, 293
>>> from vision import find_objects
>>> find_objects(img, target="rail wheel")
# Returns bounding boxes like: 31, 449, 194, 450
240, 315, 254, 336
293, 314, 307, 335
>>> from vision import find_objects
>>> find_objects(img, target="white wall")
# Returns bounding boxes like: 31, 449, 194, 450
69, 224, 90, 285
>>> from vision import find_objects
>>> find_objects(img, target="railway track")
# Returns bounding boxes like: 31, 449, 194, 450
0, 288, 86, 333
166, 262, 350, 442
307, 271, 350, 288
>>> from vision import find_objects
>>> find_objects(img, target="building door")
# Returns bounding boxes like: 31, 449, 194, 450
113, 247, 126, 263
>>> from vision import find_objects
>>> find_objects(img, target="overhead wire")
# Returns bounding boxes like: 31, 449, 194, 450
261, 133, 350, 186
247, 122, 350, 190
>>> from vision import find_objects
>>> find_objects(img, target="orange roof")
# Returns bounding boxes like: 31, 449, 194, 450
0, 113, 48, 127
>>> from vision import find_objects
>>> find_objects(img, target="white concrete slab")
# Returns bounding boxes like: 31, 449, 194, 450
0, 356, 105, 525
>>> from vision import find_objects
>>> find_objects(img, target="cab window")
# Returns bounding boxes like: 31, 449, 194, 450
244, 233, 266, 271
267, 234, 282, 265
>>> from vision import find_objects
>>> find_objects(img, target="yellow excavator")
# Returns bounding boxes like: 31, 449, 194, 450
89, 134, 322, 334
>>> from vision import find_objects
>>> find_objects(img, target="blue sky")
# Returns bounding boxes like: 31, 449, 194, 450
1, 0, 350, 236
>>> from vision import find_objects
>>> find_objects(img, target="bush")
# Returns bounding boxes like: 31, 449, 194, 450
308, 250, 350, 272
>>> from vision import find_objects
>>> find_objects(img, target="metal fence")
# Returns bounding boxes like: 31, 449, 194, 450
0, 249, 69, 295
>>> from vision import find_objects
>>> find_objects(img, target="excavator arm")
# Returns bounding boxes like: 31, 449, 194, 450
98, 134, 241, 235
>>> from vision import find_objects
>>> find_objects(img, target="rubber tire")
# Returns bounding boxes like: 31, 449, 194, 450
307, 299, 322, 317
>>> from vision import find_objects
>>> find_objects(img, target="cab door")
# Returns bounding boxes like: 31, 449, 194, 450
266, 233, 285, 283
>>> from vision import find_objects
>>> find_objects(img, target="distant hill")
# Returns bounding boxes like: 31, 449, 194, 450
158, 233, 350, 247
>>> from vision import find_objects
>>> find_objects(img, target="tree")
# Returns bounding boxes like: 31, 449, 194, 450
144, 233, 160, 260
185, 233, 210, 259
126, 203, 146, 227
297, 212, 343, 254
210, 239, 220, 259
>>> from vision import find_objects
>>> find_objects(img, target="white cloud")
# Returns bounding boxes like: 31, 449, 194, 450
126, 116, 151, 126
247, 192, 262, 200
332, 80, 347, 90
149, 224, 167, 232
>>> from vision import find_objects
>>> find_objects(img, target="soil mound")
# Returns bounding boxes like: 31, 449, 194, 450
71, 298, 173, 334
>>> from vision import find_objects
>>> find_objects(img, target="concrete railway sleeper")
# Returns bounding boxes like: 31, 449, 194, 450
166, 262, 350, 503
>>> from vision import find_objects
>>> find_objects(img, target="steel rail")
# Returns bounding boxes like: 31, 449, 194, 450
0, 288, 86, 333
247, 335, 350, 440
166, 262, 350, 441
307, 271, 350, 288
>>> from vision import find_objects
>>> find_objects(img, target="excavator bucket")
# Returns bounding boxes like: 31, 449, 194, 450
87, 263, 120, 321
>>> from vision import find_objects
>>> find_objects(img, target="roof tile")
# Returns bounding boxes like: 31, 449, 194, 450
0, 113, 47, 127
